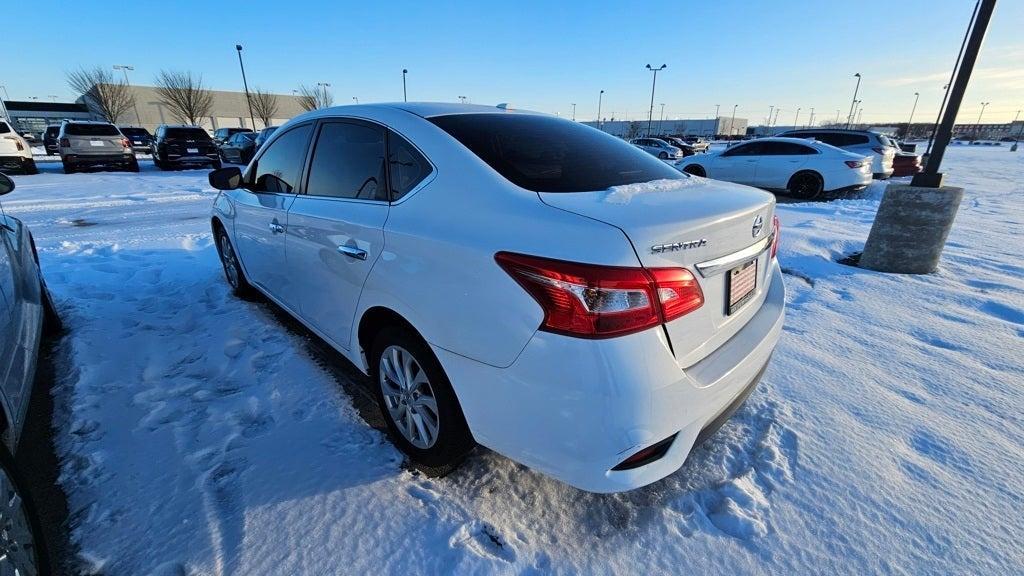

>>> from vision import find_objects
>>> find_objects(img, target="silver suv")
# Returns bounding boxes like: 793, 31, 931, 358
776, 129, 896, 179
58, 121, 139, 174
630, 137, 683, 160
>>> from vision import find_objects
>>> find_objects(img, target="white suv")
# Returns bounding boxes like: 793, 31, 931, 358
776, 128, 896, 179
0, 120, 38, 175
208, 103, 785, 493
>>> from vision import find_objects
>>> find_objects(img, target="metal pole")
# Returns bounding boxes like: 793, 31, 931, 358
851, 100, 862, 126
658, 103, 664, 134
914, 0, 996, 187
857, 108, 863, 125
793, 107, 801, 130
730, 104, 738, 138
767, 105, 773, 134
114, 65, 142, 125
597, 90, 604, 129
926, 1, 980, 155
645, 64, 665, 136
835, 109, 841, 126
846, 73, 861, 128
572, 103, 576, 121
975, 101, 989, 139
0, 86, 10, 121
906, 92, 920, 139
235, 45, 257, 129
808, 107, 815, 128
402, 69, 407, 102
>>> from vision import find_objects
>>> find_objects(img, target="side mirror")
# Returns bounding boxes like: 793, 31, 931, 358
0, 173, 15, 196
209, 166, 242, 190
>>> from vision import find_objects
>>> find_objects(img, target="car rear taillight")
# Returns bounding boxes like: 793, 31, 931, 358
770, 215, 781, 259
872, 146, 886, 154
844, 160, 863, 168
121, 138, 131, 150
495, 252, 703, 339
60, 138, 70, 147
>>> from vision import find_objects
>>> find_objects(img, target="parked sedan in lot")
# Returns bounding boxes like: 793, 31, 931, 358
208, 103, 785, 493
661, 136, 698, 157
681, 136, 710, 153
118, 126, 154, 153
58, 121, 139, 173
0, 121, 38, 175
631, 137, 684, 160
0, 173, 59, 575
776, 128, 895, 179
151, 125, 221, 170
218, 132, 258, 164
680, 137, 872, 199
213, 127, 253, 146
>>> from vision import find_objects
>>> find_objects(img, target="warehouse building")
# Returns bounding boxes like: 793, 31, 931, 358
1, 101, 93, 139
581, 116, 747, 139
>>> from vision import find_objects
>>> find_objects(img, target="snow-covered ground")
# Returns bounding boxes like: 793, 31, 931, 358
4, 147, 1022, 575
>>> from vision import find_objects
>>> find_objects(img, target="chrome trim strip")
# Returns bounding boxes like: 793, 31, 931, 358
695, 233, 774, 278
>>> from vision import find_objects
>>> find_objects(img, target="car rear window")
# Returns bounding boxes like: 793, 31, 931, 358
66, 123, 120, 136
45, 126, 61, 137
165, 128, 211, 140
429, 113, 683, 192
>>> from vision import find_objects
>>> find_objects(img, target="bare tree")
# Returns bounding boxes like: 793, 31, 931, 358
66, 67, 136, 123
154, 70, 214, 125
250, 89, 279, 127
296, 84, 333, 111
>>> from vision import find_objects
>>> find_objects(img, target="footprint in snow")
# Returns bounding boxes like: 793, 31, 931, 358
978, 300, 1024, 326
449, 520, 517, 564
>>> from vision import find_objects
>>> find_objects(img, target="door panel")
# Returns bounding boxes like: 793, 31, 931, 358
286, 199, 388, 348
285, 119, 390, 349
0, 230, 17, 421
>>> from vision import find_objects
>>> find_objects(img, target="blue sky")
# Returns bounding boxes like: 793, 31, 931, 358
5, 0, 1022, 125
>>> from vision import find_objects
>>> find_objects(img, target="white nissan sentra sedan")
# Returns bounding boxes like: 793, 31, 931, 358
208, 103, 785, 493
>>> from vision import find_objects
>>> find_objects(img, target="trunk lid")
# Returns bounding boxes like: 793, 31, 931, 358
539, 176, 777, 367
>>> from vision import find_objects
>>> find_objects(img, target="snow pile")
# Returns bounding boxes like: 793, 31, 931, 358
4, 147, 1022, 574
603, 176, 705, 204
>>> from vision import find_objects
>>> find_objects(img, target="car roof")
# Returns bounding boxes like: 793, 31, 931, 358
292, 102, 548, 123
781, 128, 879, 135
751, 136, 827, 145
63, 120, 115, 125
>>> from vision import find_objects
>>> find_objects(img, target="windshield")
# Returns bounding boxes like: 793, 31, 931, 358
66, 123, 120, 136
429, 113, 683, 193
165, 128, 211, 140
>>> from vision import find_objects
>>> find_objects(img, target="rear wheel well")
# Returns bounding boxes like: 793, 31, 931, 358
683, 164, 705, 176
358, 307, 423, 371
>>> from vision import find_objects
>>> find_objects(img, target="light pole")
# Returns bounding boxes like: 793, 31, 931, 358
766, 105, 774, 134
113, 64, 142, 125
851, 100, 862, 125
846, 72, 861, 128
975, 101, 990, 139
597, 90, 604, 129
316, 82, 331, 109
906, 92, 920, 139
0, 86, 7, 121
402, 69, 408, 102
1012, 109, 1022, 151
235, 45, 258, 129
353, 96, 359, 104
458, 95, 467, 103
658, 103, 665, 134
645, 64, 666, 136
808, 107, 815, 128
793, 107, 801, 130
730, 104, 738, 138
835, 109, 841, 126
857, 108, 864, 125
571, 103, 576, 121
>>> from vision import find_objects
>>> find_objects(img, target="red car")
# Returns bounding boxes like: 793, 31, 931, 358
892, 152, 922, 176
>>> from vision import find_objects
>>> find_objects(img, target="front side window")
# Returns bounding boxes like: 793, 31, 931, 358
430, 113, 683, 193
722, 142, 763, 156
249, 123, 313, 193
306, 122, 387, 200
388, 131, 431, 200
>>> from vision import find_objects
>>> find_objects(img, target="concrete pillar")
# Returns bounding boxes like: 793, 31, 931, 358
859, 184, 963, 274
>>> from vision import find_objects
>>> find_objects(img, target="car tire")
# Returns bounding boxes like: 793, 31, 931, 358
683, 164, 706, 177
370, 325, 475, 473
61, 161, 75, 174
0, 442, 51, 576
214, 226, 255, 299
126, 159, 140, 173
658, 151, 668, 159
787, 171, 824, 200
22, 159, 39, 175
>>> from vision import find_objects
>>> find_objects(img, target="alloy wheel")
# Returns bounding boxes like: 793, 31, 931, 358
0, 467, 39, 576
379, 345, 440, 449
219, 234, 240, 289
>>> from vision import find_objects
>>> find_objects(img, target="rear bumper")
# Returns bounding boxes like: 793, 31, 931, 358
434, 260, 786, 493
165, 154, 219, 165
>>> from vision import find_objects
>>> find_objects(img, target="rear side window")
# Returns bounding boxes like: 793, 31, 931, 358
249, 123, 313, 193
0, 123, 11, 135
306, 122, 387, 201
165, 128, 211, 140
761, 142, 816, 155
429, 113, 683, 193
65, 123, 120, 136
722, 142, 763, 156
388, 131, 431, 200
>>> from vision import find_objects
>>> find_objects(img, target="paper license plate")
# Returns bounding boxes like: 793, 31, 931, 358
727, 260, 757, 315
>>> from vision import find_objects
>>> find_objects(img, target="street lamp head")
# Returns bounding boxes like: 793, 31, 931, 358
403, 69, 407, 74
236, 44, 243, 51
600, 89, 604, 94
854, 72, 861, 77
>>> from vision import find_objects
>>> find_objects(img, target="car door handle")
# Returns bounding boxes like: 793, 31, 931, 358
337, 245, 367, 260
269, 223, 285, 234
